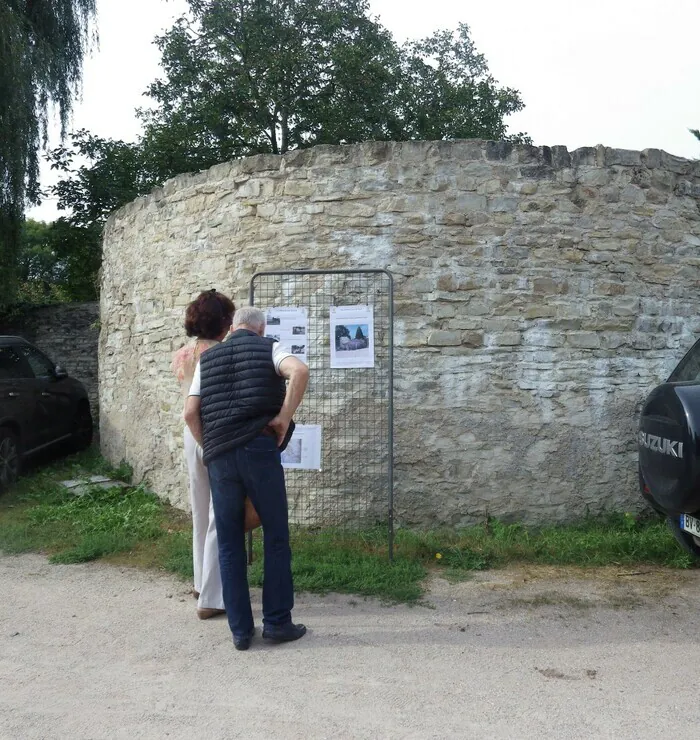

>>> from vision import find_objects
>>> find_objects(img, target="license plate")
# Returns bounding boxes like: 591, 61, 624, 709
680, 514, 700, 536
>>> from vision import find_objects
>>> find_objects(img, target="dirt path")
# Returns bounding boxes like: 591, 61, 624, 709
2, 554, 700, 739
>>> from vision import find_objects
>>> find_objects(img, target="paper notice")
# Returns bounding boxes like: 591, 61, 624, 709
281, 424, 322, 471
330, 304, 374, 369
265, 306, 308, 364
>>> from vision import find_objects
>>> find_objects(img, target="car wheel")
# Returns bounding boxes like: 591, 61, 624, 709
0, 428, 20, 492
71, 404, 93, 452
667, 516, 700, 559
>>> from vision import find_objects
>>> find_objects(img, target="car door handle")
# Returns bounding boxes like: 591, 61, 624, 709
41, 392, 51, 397
8, 392, 19, 398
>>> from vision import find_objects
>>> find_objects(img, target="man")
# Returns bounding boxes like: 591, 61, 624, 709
184, 306, 309, 651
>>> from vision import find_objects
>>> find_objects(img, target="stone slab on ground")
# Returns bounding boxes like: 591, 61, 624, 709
60, 475, 130, 496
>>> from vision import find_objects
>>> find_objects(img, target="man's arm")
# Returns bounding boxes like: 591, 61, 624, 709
184, 395, 203, 446
268, 356, 309, 446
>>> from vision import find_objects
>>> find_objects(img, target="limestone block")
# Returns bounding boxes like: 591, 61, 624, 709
461, 331, 484, 348
612, 297, 640, 316
524, 305, 556, 319
532, 277, 568, 295
621, 185, 646, 206
488, 196, 519, 213
604, 148, 642, 167
284, 180, 315, 197
427, 330, 461, 346
567, 332, 601, 349
493, 332, 522, 346
518, 182, 539, 195
327, 202, 377, 218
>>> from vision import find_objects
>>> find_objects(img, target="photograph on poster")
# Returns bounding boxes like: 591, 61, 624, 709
281, 424, 322, 470
330, 305, 374, 368
264, 307, 309, 364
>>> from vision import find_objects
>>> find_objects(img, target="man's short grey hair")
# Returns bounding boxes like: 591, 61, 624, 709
232, 306, 266, 331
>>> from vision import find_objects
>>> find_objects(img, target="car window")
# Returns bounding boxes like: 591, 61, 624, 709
16, 345, 55, 379
668, 339, 700, 383
0, 347, 33, 379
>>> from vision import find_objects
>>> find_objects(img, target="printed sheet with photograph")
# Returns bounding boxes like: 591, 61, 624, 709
330, 304, 374, 369
281, 424, 322, 470
264, 306, 308, 364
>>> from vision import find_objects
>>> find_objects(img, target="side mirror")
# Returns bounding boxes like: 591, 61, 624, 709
53, 365, 68, 380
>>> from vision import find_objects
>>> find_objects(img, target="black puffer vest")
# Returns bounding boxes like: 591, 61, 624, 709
199, 330, 289, 463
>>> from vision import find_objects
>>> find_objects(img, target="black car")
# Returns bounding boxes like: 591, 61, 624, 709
638, 338, 700, 557
0, 336, 93, 490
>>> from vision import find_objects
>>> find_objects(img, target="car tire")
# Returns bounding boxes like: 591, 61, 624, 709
71, 403, 93, 452
667, 516, 700, 559
0, 428, 20, 492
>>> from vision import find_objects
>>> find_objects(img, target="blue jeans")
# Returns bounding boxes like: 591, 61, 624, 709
207, 434, 294, 638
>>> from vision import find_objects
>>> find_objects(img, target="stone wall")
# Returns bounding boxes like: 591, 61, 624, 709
0, 302, 100, 415
99, 140, 700, 525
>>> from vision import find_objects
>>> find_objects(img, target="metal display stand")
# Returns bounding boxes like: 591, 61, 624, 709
248, 268, 394, 561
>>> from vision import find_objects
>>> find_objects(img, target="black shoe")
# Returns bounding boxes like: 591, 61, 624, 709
233, 628, 255, 651
262, 622, 307, 643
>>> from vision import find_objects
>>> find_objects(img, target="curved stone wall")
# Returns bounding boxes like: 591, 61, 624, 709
100, 140, 700, 525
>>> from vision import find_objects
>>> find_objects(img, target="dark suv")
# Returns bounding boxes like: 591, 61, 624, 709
638, 338, 700, 557
0, 336, 93, 490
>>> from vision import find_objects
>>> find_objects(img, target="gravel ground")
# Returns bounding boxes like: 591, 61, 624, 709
2, 553, 700, 739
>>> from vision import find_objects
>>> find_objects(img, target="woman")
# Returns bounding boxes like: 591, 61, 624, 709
172, 289, 235, 619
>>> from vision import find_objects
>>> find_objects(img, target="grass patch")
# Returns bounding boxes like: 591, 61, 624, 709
0, 448, 695, 604
0, 448, 189, 571
249, 529, 426, 603
394, 514, 695, 571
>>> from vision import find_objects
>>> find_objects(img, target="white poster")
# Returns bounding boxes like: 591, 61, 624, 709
330, 305, 374, 369
265, 306, 308, 364
281, 424, 322, 471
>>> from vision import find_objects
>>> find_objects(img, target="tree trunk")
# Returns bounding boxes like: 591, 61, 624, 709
280, 109, 289, 154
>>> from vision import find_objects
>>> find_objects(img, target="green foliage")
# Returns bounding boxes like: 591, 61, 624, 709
16, 219, 70, 304
395, 513, 694, 570
47, 3, 529, 236
39, 129, 160, 302
27, 484, 163, 539
47, 130, 153, 228
249, 528, 426, 602
34, 3, 528, 299
0, 0, 96, 311
141, 0, 405, 166
40, 218, 101, 301
141, 3, 528, 174
6, 450, 686, 605
396, 26, 529, 143
12, 217, 100, 307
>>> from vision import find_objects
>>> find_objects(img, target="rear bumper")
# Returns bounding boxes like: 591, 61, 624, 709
639, 467, 668, 515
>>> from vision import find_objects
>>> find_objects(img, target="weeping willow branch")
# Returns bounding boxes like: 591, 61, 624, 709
0, 0, 97, 309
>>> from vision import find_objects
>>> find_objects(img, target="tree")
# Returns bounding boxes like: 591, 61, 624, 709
692, 129, 700, 143
42, 129, 154, 301
394, 25, 528, 143
140, 1, 527, 181
0, 0, 96, 310
47, 130, 151, 229
139, 0, 403, 177
16, 219, 68, 304
45, 1, 529, 297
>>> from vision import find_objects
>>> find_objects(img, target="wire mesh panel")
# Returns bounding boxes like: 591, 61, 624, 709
250, 269, 394, 557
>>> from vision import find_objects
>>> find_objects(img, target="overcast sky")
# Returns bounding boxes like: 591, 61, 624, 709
28, 0, 700, 221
